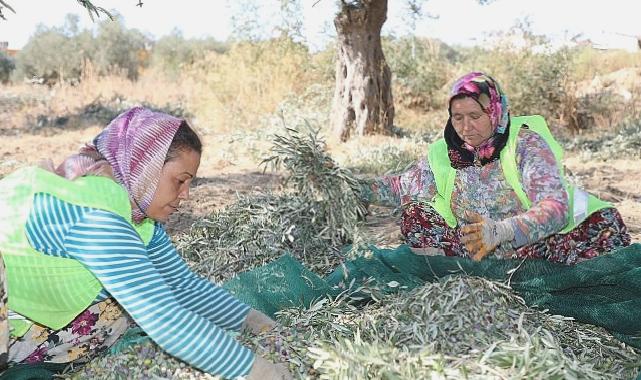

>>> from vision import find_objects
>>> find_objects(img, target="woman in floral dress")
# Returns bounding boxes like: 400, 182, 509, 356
364, 72, 630, 265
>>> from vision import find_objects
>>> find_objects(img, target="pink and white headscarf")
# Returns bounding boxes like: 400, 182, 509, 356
449, 71, 509, 134
444, 72, 511, 168
55, 107, 183, 223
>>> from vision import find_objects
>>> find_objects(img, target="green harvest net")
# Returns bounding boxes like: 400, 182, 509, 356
11, 244, 640, 379
223, 243, 641, 349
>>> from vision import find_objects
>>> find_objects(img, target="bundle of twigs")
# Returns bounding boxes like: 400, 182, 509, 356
261, 124, 367, 244
175, 124, 367, 281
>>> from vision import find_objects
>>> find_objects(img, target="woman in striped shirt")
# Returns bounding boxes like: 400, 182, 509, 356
0, 107, 292, 379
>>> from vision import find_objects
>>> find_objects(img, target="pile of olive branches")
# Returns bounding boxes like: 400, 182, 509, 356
68, 276, 640, 379
246, 277, 641, 379
175, 124, 367, 281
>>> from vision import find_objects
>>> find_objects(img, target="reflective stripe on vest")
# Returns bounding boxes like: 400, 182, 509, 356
427, 115, 611, 232
0, 167, 154, 330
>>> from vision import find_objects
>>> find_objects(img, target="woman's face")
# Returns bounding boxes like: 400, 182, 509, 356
146, 149, 201, 223
450, 97, 494, 147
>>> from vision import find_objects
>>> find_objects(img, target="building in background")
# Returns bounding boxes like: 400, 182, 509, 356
0, 41, 19, 57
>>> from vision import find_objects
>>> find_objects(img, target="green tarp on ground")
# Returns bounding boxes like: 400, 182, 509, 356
6, 243, 641, 379
222, 254, 335, 317
225, 243, 641, 349
0, 363, 67, 380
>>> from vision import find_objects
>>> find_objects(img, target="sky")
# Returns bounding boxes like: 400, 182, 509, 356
0, 0, 639, 51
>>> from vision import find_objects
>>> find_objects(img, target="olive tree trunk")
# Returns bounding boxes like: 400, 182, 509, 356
331, 0, 395, 141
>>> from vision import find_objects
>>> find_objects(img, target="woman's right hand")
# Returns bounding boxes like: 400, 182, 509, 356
245, 356, 294, 380
460, 211, 515, 261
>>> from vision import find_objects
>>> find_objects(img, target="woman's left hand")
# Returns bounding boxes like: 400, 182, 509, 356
460, 211, 515, 261
242, 309, 277, 334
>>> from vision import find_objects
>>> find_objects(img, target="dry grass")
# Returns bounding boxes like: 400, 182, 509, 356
184, 39, 323, 133
1, 40, 327, 135
574, 48, 641, 80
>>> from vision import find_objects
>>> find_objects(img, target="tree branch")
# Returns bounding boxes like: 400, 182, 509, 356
76, 0, 113, 21
0, 0, 144, 22
0, 0, 16, 20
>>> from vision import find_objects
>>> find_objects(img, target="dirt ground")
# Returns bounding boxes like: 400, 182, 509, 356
1, 125, 639, 243
0, 126, 284, 235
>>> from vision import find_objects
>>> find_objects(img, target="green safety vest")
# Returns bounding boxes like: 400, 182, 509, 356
0, 167, 154, 334
426, 115, 611, 232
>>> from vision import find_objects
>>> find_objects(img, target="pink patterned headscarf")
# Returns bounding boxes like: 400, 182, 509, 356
444, 72, 511, 168
449, 71, 509, 134
55, 107, 183, 223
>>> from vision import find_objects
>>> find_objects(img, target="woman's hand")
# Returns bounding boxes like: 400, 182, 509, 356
242, 309, 276, 335
245, 356, 293, 380
460, 211, 515, 261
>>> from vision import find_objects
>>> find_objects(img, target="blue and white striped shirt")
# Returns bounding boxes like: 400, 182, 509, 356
24, 192, 254, 378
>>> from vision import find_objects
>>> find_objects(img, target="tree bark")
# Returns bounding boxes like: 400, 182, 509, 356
332, 0, 394, 141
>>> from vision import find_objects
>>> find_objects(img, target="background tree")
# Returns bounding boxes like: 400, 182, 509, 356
400, 0, 432, 59
384, 1, 453, 112
276, 0, 305, 43
93, 16, 148, 80
12, 14, 92, 84
0, 0, 15, 20
152, 30, 228, 78
331, 0, 494, 141
332, 0, 394, 141
229, 0, 264, 42
0, 50, 14, 83
1, 0, 118, 22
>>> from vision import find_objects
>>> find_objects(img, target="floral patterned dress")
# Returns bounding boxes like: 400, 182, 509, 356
8, 298, 130, 365
0, 249, 128, 368
365, 129, 631, 265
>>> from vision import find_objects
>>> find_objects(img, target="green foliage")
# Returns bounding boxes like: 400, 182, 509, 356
261, 124, 367, 244
343, 138, 428, 176
566, 116, 641, 160
173, 122, 367, 281
0, 0, 16, 20
151, 30, 228, 77
8, 7, 638, 137
186, 37, 316, 130
74, 0, 113, 22
176, 192, 346, 280
573, 46, 641, 80
275, 0, 305, 43
229, 0, 264, 42
269, 276, 639, 379
0, 0, 131, 22
384, 36, 455, 111
12, 14, 150, 84
93, 17, 148, 80
13, 14, 93, 84
308, 42, 336, 83
0, 51, 14, 83
65, 276, 641, 379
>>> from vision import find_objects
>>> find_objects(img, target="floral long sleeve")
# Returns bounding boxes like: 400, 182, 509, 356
364, 129, 570, 249
505, 130, 569, 247
362, 159, 437, 208
448, 129, 569, 249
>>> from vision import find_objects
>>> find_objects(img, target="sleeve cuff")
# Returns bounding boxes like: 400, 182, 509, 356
508, 218, 529, 248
